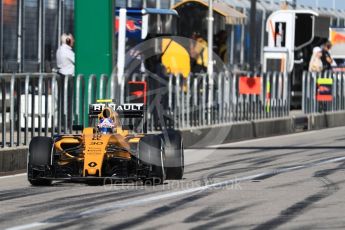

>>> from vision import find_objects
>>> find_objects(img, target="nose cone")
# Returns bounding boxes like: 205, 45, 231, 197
87, 168, 97, 175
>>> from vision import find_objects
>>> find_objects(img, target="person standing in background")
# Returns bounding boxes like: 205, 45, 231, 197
215, 30, 228, 63
56, 33, 75, 76
309, 47, 323, 72
56, 33, 75, 129
189, 32, 208, 73
321, 41, 334, 71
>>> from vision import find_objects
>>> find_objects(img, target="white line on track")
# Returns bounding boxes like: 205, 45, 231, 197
0, 173, 26, 180
6, 222, 46, 230
6, 155, 345, 230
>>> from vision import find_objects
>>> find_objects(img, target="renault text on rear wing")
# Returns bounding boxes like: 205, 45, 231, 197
89, 103, 145, 118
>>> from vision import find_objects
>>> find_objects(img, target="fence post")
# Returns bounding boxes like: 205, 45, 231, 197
312, 72, 316, 114
74, 75, 83, 126
51, 74, 57, 137
193, 74, 198, 127
180, 75, 185, 129
260, 72, 265, 119
336, 73, 341, 111
24, 75, 30, 144
1, 76, 5, 147
37, 75, 43, 137
99, 74, 109, 99
202, 74, 207, 126
342, 72, 345, 110
9, 75, 15, 147
186, 75, 191, 128
232, 73, 238, 121
87, 75, 97, 107
302, 71, 306, 113
218, 72, 223, 124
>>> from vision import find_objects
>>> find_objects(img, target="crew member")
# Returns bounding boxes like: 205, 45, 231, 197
190, 32, 208, 73
309, 47, 323, 72
321, 41, 334, 71
56, 33, 75, 76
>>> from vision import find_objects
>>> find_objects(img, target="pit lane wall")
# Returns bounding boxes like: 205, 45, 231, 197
181, 111, 345, 147
0, 147, 27, 175
1, 111, 345, 174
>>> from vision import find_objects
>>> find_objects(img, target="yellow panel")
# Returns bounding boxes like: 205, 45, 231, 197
162, 38, 191, 78
83, 134, 110, 176
96, 99, 113, 103
83, 127, 95, 135
128, 138, 141, 143
317, 78, 333, 85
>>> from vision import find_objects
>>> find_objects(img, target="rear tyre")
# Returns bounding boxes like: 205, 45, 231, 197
28, 136, 53, 186
139, 135, 166, 185
161, 130, 184, 180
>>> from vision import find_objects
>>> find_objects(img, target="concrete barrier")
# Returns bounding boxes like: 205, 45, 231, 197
0, 147, 27, 174
181, 117, 295, 148
1, 111, 345, 173
310, 111, 345, 130
182, 111, 345, 148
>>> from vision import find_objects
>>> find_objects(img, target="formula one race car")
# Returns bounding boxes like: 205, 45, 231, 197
27, 99, 184, 186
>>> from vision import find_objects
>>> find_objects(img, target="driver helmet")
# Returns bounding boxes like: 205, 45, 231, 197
97, 108, 116, 134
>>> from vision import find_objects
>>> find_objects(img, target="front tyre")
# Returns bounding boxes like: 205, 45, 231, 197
27, 136, 53, 186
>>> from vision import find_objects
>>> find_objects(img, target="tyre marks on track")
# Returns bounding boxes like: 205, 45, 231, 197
6, 156, 345, 230
0, 188, 159, 223
252, 162, 345, 230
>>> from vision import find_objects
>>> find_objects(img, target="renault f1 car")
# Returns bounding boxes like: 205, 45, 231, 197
27, 99, 184, 186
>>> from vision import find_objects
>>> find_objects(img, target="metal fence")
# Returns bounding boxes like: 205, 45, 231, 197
0, 71, 289, 148
0, 73, 118, 148
128, 71, 290, 132
302, 71, 345, 114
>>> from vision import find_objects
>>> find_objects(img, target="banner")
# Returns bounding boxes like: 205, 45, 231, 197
115, 15, 143, 43
329, 28, 345, 59
316, 78, 333, 102
239, 77, 261, 95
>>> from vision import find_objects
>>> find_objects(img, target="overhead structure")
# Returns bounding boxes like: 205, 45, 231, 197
172, 0, 246, 74
172, 0, 246, 26
172, 0, 245, 39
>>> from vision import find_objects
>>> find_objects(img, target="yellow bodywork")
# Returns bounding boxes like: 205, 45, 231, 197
54, 106, 144, 177
55, 128, 141, 177
83, 128, 125, 176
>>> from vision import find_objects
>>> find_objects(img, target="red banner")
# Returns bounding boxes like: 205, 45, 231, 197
239, 77, 262, 95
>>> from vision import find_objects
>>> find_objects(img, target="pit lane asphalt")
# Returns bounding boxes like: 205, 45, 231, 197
1, 127, 345, 230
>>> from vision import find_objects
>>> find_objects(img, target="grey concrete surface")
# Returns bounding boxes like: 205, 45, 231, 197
1, 127, 345, 229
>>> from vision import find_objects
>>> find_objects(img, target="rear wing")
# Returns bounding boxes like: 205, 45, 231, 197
89, 103, 145, 119
87, 81, 148, 132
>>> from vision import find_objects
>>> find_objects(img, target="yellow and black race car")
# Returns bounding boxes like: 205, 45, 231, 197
27, 99, 184, 186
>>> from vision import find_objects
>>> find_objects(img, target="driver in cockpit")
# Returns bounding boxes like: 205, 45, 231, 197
97, 107, 120, 134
